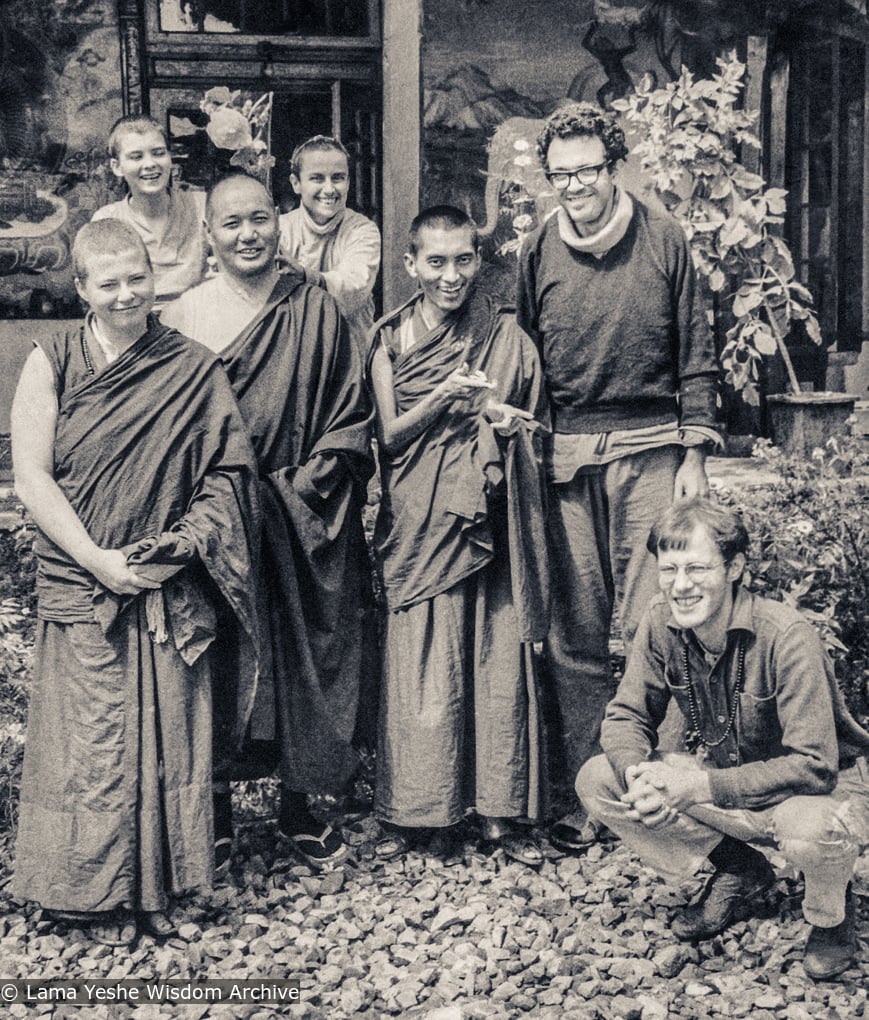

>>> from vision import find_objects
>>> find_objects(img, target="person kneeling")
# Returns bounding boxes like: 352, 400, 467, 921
577, 497, 869, 980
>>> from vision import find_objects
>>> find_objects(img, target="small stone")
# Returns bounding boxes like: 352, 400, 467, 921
756, 992, 786, 1010
318, 963, 344, 988
608, 995, 644, 1020
637, 993, 669, 1020
430, 907, 469, 932
653, 944, 691, 979
318, 870, 345, 896
491, 979, 520, 1002
575, 978, 602, 999
684, 981, 715, 996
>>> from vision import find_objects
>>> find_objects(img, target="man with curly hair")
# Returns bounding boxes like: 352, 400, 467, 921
516, 102, 722, 852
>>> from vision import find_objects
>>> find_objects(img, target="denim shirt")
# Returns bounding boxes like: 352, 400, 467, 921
601, 588, 867, 811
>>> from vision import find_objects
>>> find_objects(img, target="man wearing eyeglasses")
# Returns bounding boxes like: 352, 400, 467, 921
577, 498, 869, 978
516, 102, 722, 853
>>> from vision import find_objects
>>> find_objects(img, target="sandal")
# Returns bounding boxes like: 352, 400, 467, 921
46, 909, 94, 924
374, 827, 412, 861
480, 820, 543, 867
283, 823, 349, 870
213, 784, 233, 877
214, 837, 233, 876
139, 910, 176, 938
497, 831, 544, 867
90, 909, 137, 947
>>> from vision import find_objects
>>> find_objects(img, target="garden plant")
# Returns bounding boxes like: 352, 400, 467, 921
613, 53, 822, 406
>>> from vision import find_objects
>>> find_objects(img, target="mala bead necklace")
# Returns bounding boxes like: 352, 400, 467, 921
80, 326, 95, 376
682, 636, 745, 759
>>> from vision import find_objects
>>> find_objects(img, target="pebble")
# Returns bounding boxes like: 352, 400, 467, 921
2, 816, 868, 1020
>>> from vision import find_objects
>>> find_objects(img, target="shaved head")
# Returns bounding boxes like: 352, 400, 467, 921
205, 173, 280, 280
73, 220, 151, 282
205, 172, 273, 223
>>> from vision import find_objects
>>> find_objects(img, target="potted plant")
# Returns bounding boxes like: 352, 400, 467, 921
612, 54, 857, 455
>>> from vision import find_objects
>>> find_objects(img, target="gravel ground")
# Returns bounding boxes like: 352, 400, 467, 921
1, 786, 867, 1020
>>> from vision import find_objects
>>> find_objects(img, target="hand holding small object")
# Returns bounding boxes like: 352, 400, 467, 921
485, 398, 534, 430
440, 362, 496, 403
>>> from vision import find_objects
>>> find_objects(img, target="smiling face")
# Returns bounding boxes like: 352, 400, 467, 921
290, 148, 349, 225
75, 247, 154, 340
403, 225, 481, 325
545, 134, 615, 235
111, 128, 173, 200
656, 524, 745, 647
205, 176, 280, 281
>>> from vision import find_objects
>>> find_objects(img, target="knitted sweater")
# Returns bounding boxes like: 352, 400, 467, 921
516, 199, 718, 434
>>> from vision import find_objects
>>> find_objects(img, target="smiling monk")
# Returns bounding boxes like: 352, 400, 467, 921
162, 172, 374, 872
367, 205, 550, 865
12, 219, 260, 946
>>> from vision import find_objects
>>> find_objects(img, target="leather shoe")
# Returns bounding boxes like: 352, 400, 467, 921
671, 859, 776, 941
803, 886, 857, 980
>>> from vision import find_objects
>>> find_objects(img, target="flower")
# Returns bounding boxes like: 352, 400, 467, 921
200, 86, 239, 116
513, 138, 531, 151
512, 154, 533, 167
200, 87, 274, 185
230, 149, 276, 175
206, 107, 253, 151
512, 213, 533, 232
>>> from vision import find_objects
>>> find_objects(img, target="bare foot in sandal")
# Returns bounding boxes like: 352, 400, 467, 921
139, 910, 176, 938
374, 824, 414, 861
481, 817, 544, 867
90, 909, 137, 947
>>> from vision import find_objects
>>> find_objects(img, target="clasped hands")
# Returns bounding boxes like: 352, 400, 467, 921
607, 760, 713, 829
89, 548, 163, 597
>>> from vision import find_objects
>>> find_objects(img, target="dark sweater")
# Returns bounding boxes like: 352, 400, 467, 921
516, 199, 718, 434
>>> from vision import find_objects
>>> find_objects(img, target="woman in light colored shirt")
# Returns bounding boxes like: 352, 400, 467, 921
92, 115, 207, 309
278, 135, 381, 354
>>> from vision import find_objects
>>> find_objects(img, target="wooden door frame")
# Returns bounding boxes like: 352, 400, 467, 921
117, 0, 420, 309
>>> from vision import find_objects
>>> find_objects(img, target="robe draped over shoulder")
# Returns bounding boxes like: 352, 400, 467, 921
221, 275, 375, 793
13, 318, 261, 913
368, 288, 549, 636
368, 288, 551, 825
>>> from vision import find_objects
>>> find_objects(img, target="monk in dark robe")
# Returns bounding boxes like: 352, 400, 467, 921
162, 173, 374, 869
367, 206, 549, 864
11, 220, 260, 946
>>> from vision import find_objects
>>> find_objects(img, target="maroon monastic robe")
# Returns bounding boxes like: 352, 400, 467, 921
368, 289, 550, 826
13, 316, 260, 913
220, 275, 374, 793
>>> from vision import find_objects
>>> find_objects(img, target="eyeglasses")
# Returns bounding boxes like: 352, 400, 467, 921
657, 562, 724, 584
545, 162, 610, 190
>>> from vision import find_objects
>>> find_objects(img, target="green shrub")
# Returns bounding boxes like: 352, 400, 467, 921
723, 434, 869, 716
0, 520, 35, 867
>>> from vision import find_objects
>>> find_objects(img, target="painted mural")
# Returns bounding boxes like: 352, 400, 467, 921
0, 0, 123, 318
421, 0, 675, 299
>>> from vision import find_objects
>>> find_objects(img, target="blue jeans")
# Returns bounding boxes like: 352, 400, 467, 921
577, 752, 869, 927
543, 446, 681, 815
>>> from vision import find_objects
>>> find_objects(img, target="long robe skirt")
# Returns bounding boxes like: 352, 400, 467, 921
375, 555, 540, 828
13, 605, 213, 913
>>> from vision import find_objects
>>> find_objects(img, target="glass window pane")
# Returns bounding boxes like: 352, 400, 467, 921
158, 0, 369, 36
